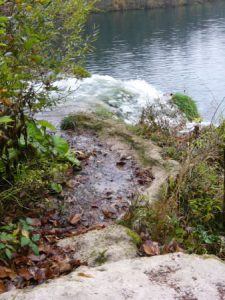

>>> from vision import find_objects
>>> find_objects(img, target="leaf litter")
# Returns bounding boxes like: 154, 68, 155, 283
0, 131, 154, 293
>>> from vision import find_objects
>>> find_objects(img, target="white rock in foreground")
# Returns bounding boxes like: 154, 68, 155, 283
1, 253, 225, 300
57, 225, 138, 266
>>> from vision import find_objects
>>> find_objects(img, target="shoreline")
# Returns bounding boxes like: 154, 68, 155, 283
94, 0, 220, 12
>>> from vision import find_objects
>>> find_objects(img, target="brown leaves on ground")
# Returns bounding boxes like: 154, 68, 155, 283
0, 214, 106, 295
0, 281, 6, 293
0, 267, 16, 280
162, 240, 184, 254
0, 240, 84, 294
142, 239, 184, 256
135, 168, 154, 185
143, 240, 160, 256
69, 214, 81, 225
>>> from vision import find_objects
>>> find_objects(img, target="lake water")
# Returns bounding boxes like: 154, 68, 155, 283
42, 2, 225, 124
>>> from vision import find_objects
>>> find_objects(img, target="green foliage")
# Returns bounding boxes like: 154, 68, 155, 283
0, 117, 79, 178
123, 125, 225, 257
172, 93, 200, 121
73, 66, 91, 79
163, 146, 181, 160
50, 182, 63, 194
0, 218, 40, 260
0, 0, 94, 177
0, 158, 73, 214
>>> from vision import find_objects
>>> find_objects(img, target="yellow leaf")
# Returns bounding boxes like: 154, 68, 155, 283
0, 98, 12, 107
21, 230, 29, 238
77, 272, 93, 278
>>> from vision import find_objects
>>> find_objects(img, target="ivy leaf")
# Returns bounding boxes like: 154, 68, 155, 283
5, 249, 12, 260
30, 242, 39, 256
50, 182, 62, 194
0, 116, 13, 124
32, 234, 40, 242
65, 152, 80, 167
21, 237, 30, 247
0, 243, 5, 250
37, 120, 56, 131
52, 136, 69, 154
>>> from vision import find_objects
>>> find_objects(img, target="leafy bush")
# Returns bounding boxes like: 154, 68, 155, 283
172, 93, 200, 121
0, 0, 94, 177
0, 218, 40, 260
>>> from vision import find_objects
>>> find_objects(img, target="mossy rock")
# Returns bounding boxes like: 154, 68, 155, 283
60, 113, 104, 132
172, 93, 200, 122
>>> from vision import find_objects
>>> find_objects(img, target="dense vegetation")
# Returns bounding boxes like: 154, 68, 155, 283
0, 0, 224, 294
122, 103, 225, 258
0, 0, 95, 260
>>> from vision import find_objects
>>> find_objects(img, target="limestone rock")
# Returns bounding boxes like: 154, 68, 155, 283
1, 253, 225, 300
57, 225, 138, 266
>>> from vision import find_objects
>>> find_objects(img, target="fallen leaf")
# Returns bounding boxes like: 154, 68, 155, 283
18, 268, 33, 281
102, 206, 116, 218
58, 262, 72, 273
28, 254, 46, 262
14, 256, 31, 265
34, 268, 46, 283
75, 151, 88, 160
162, 240, 184, 254
0, 280, 6, 293
0, 267, 16, 280
30, 218, 42, 227
69, 214, 81, 225
77, 272, 93, 278
89, 224, 106, 231
66, 179, 78, 188
143, 240, 160, 256
38, 243, 56, 255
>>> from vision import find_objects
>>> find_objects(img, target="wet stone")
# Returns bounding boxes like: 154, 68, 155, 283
56, 132, 153, 228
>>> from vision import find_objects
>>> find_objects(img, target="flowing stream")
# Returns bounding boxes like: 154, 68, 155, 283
41, 2, 225, 124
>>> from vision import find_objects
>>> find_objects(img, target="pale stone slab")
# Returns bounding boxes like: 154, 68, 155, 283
1, 253, 225, 300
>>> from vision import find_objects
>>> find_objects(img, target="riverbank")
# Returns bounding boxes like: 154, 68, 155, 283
95, 0, 219, 11
0, 111, 178, 293
0, 105, 225, 295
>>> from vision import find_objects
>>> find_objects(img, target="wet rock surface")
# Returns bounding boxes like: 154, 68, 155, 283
58, 132, 153, 228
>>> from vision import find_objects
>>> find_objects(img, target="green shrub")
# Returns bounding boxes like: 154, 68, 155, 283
172, 93, 200, 121
0, 218, 40, 260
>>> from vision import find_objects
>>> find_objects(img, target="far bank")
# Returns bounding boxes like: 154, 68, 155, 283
95, 0, 222, 11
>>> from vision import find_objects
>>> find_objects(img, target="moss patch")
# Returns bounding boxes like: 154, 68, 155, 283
60, 113, 104, 132
126, 228, 142, 246
172, 93, 200, 121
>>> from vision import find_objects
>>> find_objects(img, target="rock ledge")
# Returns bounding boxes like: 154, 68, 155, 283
1, 253, 225, 300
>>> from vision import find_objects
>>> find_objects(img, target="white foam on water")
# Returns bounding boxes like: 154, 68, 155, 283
39, 74, 164, 124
